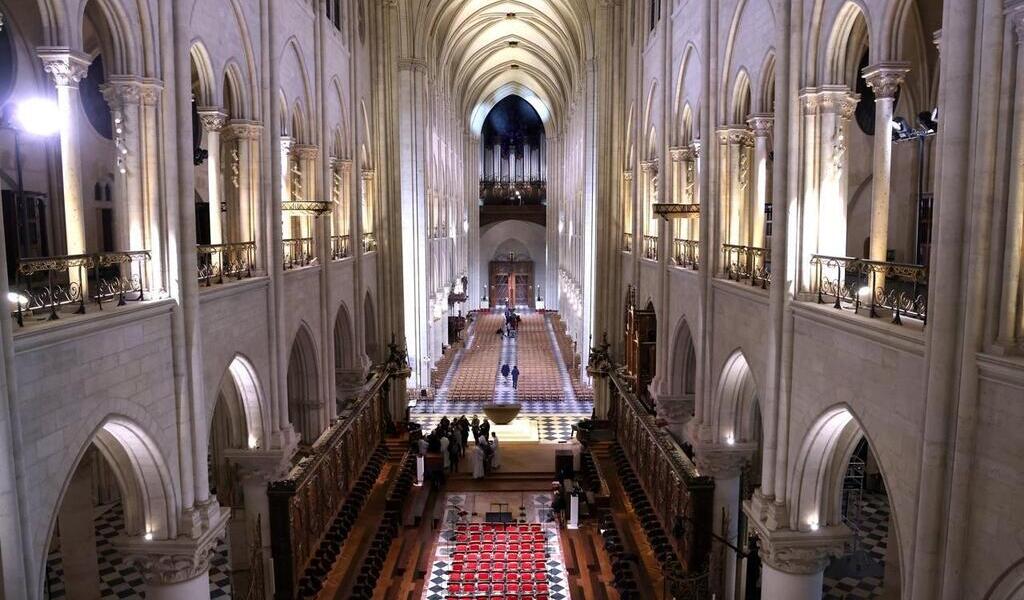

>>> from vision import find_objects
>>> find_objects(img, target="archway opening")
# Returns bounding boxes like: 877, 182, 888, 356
43, 419, 181, 598
287, 325, 321, 445
333, 303, 362, 412
364, 293, 379, 363
790, 408, 901, 599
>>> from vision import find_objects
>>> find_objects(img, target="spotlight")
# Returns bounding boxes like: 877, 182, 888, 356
890, 117, 913, 142
917, 109, 938, 134
13, 98, 61, 137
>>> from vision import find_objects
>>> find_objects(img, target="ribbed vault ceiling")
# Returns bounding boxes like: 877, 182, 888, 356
420, 0, 590, 134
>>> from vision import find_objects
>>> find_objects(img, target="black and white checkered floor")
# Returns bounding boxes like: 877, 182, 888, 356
422, 493, 572, 600
414, 414, 587, 444
822, 491, 891, 599
44, 502, 231, 599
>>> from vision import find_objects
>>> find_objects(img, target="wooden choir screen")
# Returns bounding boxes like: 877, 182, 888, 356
624, 287, 658, 407
609, 371, 713, 572
268, 371, 389, 599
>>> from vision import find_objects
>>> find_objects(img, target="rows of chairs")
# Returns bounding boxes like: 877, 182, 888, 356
347, 452, 418, 599
611, 444, 687, 585
447, 313, 503, 401
514, 315, 569, 402
446, 522, 553, 599
296, 446, 388, 598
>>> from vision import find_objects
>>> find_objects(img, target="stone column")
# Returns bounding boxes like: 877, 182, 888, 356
797, 89, 822, 292
817, 88, 858, 259
119, 515, 228, 600
140, 81, 165, 291
696, 447, 750, 600
746, 114, 774, 249
294, 144, 320, 240
198, 109, 228, 245
998, 15, 1024, 348
639, 160, 658, 250
58, 454, 100, 600
38, 49, 91, 256
279, 137, 296, 245
669, 147, 690, 240
100, 78, 146, 255
751, 527, 848, 600
361, 169, 376, 249
726, 128, 753, 246
223, 449, 293, 598
226, 121, 262, 247
862, 63, 910, 265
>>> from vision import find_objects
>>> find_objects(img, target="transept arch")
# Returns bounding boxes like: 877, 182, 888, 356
824, 1, 871, 88
189, 41, 216, 107
78, 0, 141, 75
334, 302, 356, 370
668, 316, 697, 399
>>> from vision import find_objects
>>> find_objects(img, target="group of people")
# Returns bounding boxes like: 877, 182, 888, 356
417, 415, 501, 479
496, 306, 522, 338
500, 363, 521, 390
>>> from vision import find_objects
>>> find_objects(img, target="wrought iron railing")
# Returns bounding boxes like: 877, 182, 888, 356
810, 254, 928, 325
11, 250, 151, 326
623, 232, 633, 252
283, 238, 314, 269
362, 232, 377, 253
722, 244, 771, 288
330, 235, 351, 260
673, 238, 699, 269
197, 241, 255, 286
643, 234, 658, 260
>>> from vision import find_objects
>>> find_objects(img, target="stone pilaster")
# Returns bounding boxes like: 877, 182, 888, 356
746, 113, 774, 249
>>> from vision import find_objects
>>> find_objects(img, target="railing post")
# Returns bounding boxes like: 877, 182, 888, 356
868, 267, 879, 319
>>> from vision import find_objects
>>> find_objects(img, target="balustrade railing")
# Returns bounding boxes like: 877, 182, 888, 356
721, 244, 771, 288
623, 232, 633, 252
330, 235, 351, 260
11, 250, 150, 326
673, 239, 699, 269
362, 232, 377, 253
643, 234, 659, 260
197, 241, 255, 286
810, 254, 928, 325
283, 238, 314, 269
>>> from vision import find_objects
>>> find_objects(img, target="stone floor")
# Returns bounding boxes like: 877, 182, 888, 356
44, 502, 231, 599
822, 491, 891, 599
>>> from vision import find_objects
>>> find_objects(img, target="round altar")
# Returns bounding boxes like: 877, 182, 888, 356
483, 402, 522, 424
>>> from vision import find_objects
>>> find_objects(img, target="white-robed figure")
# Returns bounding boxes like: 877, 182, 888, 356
440, 434, 450, 470
471, 442, 486, 479
490, 433, 501, 470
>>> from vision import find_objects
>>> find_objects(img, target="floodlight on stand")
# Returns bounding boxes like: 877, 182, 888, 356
14, 98, 61, 137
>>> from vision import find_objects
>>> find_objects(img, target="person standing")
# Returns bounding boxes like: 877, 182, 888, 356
471, 443, 485, 479
511, 365, 520, 390
480, 418, 491, 441
501, 363, 510, 384
490, 432, 501, 470
440, 433, 450, 472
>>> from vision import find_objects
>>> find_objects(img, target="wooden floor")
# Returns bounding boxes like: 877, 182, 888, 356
311, 441, 667, 600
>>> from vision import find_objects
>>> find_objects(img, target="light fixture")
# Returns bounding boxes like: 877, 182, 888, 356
282, 198, 337, 217
808, 520, 819, 532
725, 434, 735, 446
248, 434, 258, 450
144, 531, 154, 541
7, 292, 28, 305
14, 98, 61, 137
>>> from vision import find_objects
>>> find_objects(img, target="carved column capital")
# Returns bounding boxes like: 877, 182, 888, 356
862, 62, 911, 99
361, 168, 376, 181
757, 529, 848, 574
117, 509, 229, 586
694, 445, 751, 478
799, 88, 821, 115
293, 143, 320, 161
225, 120, 263, 141
37, 48, 90, 88
99, 76, 144, 110
623, 169, 634, 182
717, 126, 754, 147
640, 159, 659, 175
197, 108, 229, 133
746, 113, 774, 137
818, 85, 860, 120
669, 146, 695, 162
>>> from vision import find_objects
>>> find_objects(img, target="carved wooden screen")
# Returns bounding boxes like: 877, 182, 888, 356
610, 372, 713, 572
268, 371, 388, 599
625, 289, 658, 405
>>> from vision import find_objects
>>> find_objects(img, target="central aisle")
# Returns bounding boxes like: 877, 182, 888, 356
412, 311, 592, 443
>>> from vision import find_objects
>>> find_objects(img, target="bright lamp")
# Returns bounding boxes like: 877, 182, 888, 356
14, 98, 61, 137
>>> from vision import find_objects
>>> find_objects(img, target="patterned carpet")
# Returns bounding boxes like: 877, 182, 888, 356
44, 502, 231, 599
822, 491, 891, 599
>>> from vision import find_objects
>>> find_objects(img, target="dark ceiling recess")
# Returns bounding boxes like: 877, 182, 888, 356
481, 95, 544, 154
855, 52, 900, 137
